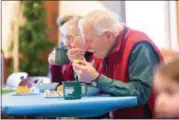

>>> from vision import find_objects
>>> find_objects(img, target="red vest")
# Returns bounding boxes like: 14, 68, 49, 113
93, 27, 164, 118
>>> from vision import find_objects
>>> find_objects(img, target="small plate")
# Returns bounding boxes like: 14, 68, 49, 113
42, 90, 63, 98
42, 94, 63, 98
36, 83, 59, 92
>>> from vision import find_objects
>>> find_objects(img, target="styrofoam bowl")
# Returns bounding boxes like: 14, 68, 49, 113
36, 83, 59, 92
85, 85, 100, 96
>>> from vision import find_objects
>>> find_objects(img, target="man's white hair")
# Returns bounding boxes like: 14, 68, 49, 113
78, 10, 122, 37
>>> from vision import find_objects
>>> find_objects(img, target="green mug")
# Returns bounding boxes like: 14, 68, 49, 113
62, 81, 87, 100
54, 48, 69, 65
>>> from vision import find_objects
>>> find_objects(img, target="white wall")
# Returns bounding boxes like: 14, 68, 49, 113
169, 1, 178, 51
125, 1, 178, 50
101, 1, 121, 14
59, 1, 107, 17
59, 1, 123, 18
101, 1, 124, 21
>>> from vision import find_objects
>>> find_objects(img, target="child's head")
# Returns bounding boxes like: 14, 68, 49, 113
154, 59, 179, 94
154, 58, 179, 118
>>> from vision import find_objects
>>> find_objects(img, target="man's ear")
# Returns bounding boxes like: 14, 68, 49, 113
104, 31, 115, 40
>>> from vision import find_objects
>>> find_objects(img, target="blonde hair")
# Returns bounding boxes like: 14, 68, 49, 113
155, 59, 179, 82
78, 10, 121, 37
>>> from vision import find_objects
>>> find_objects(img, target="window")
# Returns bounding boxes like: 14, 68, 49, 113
125, 1, 178, 51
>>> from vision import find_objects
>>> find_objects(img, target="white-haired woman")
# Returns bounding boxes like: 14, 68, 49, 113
48, 16, 93, 84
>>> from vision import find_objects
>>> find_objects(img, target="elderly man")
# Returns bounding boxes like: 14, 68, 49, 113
70, 10, 163, 119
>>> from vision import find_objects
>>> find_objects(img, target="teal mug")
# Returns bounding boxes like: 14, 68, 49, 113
62, 81, 87, 100
54, 48, 69, 65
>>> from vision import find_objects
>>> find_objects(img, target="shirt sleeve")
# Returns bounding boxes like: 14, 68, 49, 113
95, 42, 159, 105
50, 65, 64, 84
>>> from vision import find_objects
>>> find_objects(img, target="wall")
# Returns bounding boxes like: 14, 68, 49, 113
59, 1, 124, 19
125, 1, 178, 51
59, 1, 106, 17
169, 1, 178, 51
44, 1, 59, 42
177, 1, 179, 49
100, 1, 125, 22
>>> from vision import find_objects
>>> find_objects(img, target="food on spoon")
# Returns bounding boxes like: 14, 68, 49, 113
74, 59, 97, 73
74, 59, 85, 65
16, 86, 30, 94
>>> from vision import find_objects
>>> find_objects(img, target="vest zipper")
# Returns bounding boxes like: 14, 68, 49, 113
104, 58, 109, 76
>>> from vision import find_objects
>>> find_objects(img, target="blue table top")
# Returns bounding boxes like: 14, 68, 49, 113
2, 93, 137, 118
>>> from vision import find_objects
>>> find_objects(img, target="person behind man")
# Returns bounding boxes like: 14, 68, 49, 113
154, 58, 179, 118
48, 16, 93, 84
47, 15, 72, 78
70, 10, 164, 119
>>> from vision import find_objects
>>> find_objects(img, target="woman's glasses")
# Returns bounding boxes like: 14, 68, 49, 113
62, 35, 83, 44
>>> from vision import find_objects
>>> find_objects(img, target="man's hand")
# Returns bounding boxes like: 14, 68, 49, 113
48, 49, 55, 65
67, 48, 86, 62
72, 60, 99, 83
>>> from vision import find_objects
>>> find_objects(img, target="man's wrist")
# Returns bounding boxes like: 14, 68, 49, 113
92, 73, 101, 87
93, 73, 100, 81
